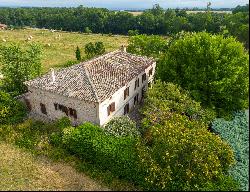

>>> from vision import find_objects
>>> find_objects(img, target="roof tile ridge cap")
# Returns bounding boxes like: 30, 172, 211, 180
83, 65, 100, 102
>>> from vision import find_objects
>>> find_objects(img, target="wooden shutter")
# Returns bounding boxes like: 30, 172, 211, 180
134, 80, 137, 90
107, 106, 111, 116
149, 68, 153, 76
110, 102, 115, 112
124, 87, 129, 100
137, 78, 140, 87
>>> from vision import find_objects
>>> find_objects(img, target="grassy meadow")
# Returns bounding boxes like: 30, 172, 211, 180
0, 141, 109, 191
0, 28, 128, 72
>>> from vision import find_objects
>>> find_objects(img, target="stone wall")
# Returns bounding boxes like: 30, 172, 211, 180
25, 87, 99, 125
99, 62, 156, 126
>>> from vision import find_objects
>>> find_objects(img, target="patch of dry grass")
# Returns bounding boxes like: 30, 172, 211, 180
0, 141, 109, 191
0, 28, 128, 72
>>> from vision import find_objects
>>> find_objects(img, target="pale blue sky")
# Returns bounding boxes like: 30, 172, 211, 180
0, 0, 248, 9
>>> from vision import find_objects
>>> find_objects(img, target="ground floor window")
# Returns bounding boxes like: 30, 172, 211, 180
40, 103, 47, 115
124, 103, 129, 115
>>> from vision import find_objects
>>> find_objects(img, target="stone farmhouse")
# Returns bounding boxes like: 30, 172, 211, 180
24, 47, 156, 126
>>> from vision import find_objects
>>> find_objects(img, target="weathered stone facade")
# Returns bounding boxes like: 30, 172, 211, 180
99, 62, 156, 126
24, 49, 156, 126
26, 87, 99, 125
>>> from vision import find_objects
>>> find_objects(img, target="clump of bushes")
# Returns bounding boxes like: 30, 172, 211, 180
103, 116, 140, 137
0, 91, 27, 124
62, 122, 144, 183
212, 111, 249, 191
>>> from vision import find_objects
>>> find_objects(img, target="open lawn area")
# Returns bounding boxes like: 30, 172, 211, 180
0, 141, 109, 191
0, 28, 128, 72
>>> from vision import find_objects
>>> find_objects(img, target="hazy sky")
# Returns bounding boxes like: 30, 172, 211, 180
0, 0, 248, 9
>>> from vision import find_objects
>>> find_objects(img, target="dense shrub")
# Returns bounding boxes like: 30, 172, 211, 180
212, 111, 249, 191
103, 116, 140, 137
157, 32, 249, 117
0, 91, 27, 124
62, 122, 144, 183
141, 80, 216, 126
137, 112, 237, 191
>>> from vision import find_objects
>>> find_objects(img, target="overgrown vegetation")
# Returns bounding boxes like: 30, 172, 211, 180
212, 112, 249, 191
0, 91, 27, 124
0, 43, 42, 96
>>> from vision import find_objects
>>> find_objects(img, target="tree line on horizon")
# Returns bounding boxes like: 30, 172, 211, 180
0, 4, 248, 48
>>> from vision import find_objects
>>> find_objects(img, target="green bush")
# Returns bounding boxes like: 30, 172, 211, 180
137, 112, 237, 191
103, 116, 140, 137
54, 117, 71, 130
141, 81, 216, 126
212, 111, 249, 191
62, 122, 144, 183
0, 91, 27, 124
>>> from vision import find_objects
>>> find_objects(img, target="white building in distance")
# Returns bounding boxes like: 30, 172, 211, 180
24, 47, 156, 126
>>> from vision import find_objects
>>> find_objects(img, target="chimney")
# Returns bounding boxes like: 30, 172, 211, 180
121, 45, 127, 52
50, 68, 55, 82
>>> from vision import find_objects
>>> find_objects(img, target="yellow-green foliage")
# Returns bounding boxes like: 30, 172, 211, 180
0, 28, 128, 72
139, 81, 238, 190
137, 113, 236, 191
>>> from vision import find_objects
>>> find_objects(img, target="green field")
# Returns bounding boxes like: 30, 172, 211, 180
0, 141, 109, 191
0, 28, 128, 72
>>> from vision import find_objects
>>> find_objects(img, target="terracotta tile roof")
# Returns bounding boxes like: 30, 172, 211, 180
24, 50, 155, 103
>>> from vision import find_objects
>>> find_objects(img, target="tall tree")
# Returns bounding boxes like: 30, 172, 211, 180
157, 32, 249, 117
0, 43, 42, 96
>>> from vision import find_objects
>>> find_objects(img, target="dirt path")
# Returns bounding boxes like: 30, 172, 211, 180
0, 142, 110, 191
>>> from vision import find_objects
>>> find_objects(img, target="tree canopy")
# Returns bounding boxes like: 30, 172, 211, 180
157, 32, 249, 117
0, 43, 42, 96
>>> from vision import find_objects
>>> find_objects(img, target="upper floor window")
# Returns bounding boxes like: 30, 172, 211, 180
40, 103, 47, 115
124, 87, 129, 100
149, 68, 153, 76
107, 102, 116, 116
142, 73, 146, 82
134, 78, 140, 90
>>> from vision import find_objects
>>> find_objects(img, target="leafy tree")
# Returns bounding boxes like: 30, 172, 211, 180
141, 81, 216, 127
232, 4, 249, 14
137, 81, 238, 191
84, 41, 105, 59
0, 91, 27, 124
157, 32, 249, 117
75, 46, 81, 61
0, 43, 42, 96
84, 26, 92, 34
128, 29, 139, 36
127, 34, 168, 58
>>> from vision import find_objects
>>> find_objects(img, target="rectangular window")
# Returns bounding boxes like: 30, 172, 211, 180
124, 87, 129, 100
124, 103, 130, 115
107, 102, 116, 116
54, 103, 58, 110
134, 78, 140, 90
40, 103, 47, 115
149, 68, 153, 76
69, 108, 77, 119
134, 94, 139, 106
142, 73, 146, 82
